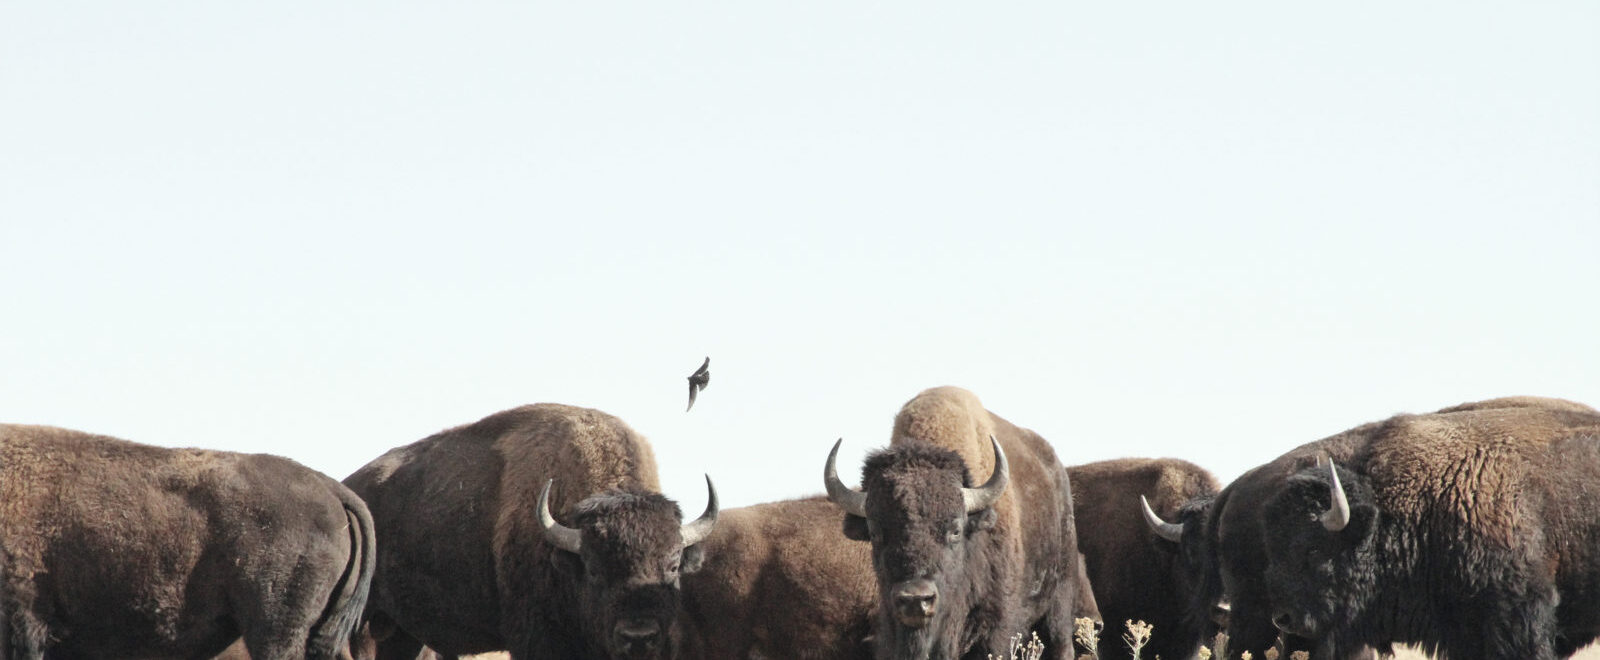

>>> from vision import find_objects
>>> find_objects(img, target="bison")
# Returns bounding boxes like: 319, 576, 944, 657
687, 496, 1102, 660
680, 495, 878, 660
0, 424, 374, 660
1144, 396, 1600, 660
823, 386, 1083, 660
1069, 458, 1220, 660
1259, 399, 1600, 660
343, 403, 717, 660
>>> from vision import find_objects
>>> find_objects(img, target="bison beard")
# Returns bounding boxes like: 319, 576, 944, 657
535, 480, 717, 660
549, 492, 700, 660
1260, 462, 1381, 657
830, 440, 1008, 660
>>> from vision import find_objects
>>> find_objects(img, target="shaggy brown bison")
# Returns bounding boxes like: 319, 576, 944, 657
1069, 457, 1219, 660
1260, 399, 1600, 660
343, 403, 717, 660
824, 386, 1082, 660
680, 495, 878, 660
0, 424, 374, 660
1146, 396, 1600, 660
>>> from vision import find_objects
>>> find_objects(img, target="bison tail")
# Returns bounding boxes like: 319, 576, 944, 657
308, 484, 378, 660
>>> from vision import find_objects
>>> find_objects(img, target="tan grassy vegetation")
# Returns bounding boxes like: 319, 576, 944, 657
1060, 619, 1600, 660
464, 643, 1600, 659
1390, 647, 1600, 660
402, 621, 1600, 660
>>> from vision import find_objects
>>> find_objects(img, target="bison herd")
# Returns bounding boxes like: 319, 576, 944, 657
3, 388, 1599, 660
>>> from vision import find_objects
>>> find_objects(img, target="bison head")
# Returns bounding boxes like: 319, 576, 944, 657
1260, 460, 1379, 641
1140, 492, 1230, 632
824, 437, 1007, 660
538, 477, 718, 660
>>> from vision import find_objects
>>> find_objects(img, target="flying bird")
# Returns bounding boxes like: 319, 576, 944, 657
686, 357, 710, 411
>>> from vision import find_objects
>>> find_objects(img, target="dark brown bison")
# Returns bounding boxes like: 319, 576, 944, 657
824, 386, 1082, 660
0, 424, 374, 660
680, 495, 877, 660
1259, 399, 1600, 660
343, 403, 717, 660
1145, 396, 1600, 660
1068, 458, 1220, 660
685, 495, 1102, 660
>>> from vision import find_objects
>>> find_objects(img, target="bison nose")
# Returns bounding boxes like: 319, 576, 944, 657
892, 580, 939, 627
1271, 611, 1306, 636
1211, 602, 1232, 628
614, 617, 662, 652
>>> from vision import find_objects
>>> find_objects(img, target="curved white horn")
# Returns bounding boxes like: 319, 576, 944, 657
1141, 495, 1185, 543
1320, 461, 1351, 532
538, 479, 583, 553
679, 474, 719, 548
824, 438, 868, 518
961, 435, 1010, 514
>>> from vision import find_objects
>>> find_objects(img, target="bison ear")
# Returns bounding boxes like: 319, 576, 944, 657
681, 544, 707, 574
550, 548, 583, 580
842, 514, 870, 542
1339, 503, 1378, 548
965, 507, 997, 535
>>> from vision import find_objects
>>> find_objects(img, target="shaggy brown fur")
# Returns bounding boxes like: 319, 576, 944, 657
680, 495, 877, 660
0, 424, 374, 660
1068, 457, 1220, 660
1188, 396, 1599, 660
344, 403, 711, 660
1262, 400, 1600, 660
843, 386, 1082, 660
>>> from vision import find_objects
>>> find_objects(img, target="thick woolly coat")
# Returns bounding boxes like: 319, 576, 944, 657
681, 495, 877, 660
1261, 398, 1600, 660
855, 386, 1081, 660
0, 424, 373, 660
344, 403, 685, 660
1188, 396, 1599, 660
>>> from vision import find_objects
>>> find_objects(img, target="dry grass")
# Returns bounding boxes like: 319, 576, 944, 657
1097, 620, 1600, 660
1390, 647, 1600, 660
442, 626, 1600, 660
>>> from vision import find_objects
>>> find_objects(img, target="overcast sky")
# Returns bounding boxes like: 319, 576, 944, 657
4, 2, 1597, 509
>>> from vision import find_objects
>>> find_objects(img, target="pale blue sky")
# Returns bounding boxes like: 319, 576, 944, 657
4, 3, 1597, 508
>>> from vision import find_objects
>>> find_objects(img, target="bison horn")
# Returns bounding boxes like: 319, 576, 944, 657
1321, 460, 1351, 532
679, 474, 719, 548
824, 438, 869, 518
1140, 495, 1184, 543
537, 479, 584, 554
961, 436, 1009, 514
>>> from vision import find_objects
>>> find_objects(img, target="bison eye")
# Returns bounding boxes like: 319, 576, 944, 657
946, 522, 962, 545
